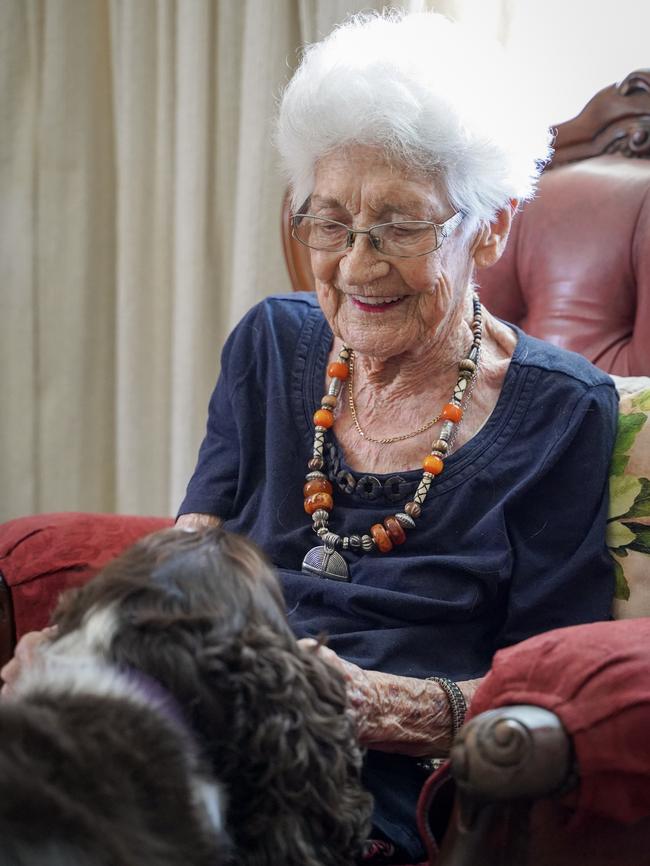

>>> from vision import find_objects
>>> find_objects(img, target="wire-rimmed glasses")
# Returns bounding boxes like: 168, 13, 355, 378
290, 211, 463, 258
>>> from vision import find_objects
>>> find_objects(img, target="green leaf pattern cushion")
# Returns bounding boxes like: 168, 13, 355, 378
608, 377, 650, 618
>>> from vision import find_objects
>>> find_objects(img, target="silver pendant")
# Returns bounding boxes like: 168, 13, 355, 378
302, 542, 350, 581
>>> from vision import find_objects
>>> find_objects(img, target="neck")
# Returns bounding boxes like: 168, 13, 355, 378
350, 292, 474, 395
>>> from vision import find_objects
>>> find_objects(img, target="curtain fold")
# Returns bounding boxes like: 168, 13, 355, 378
1, 0, 510, 521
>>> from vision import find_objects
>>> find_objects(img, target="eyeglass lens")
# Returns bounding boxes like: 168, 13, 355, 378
292, 216, 439, 255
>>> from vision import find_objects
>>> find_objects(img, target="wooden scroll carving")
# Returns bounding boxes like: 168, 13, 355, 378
435, 705, 576, 866
550, 69, 650, 167
449, 705, 574, 802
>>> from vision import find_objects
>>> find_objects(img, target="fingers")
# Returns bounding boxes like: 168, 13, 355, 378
0, 626, 57, 698
298, 639, 351, 674
297, 637, 319, 650
0, 656, 19, 696
175, 514, 222, 532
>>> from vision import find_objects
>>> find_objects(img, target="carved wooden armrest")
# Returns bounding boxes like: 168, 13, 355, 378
434, 706, 577, 866
450, 705, 575, 802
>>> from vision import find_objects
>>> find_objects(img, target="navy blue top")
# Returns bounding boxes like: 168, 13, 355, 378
179, 293, 617, 859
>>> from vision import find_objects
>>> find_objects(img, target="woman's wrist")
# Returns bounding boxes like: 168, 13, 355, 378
358, 671, 482, 757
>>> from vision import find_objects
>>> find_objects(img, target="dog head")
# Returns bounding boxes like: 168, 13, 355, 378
45, 527, 373, 866
0, 657, 226, 866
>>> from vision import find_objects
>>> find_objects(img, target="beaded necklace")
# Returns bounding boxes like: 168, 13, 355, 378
301, 294, 482, 580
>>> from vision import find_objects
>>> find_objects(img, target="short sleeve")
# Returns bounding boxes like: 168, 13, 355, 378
496, 382, 619, 647
177, 338, 242, 520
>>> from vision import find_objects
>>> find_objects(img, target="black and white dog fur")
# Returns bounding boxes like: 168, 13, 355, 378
6, 527, 372, 866
1, 655, 226, 866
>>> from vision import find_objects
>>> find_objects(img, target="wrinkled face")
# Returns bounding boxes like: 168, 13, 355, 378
309, 145, 474, 359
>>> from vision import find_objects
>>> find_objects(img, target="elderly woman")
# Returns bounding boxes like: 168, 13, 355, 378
3, 11, 617, 865
174, 11, 617, 862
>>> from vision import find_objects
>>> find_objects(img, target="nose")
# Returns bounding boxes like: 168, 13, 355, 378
338, 234, 390, 284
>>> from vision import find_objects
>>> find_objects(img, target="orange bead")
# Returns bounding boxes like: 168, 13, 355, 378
383, 516, 406, 545
370, 523, 393, 553
423, 455, 444, 475
313, 408, 334, 428
328, 361, 349, 380
441, 403, 463, 423
304, 492, 334, 514
303, 478, 333, 497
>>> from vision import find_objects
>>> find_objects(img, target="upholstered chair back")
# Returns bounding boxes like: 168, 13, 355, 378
478, 70, 650, 376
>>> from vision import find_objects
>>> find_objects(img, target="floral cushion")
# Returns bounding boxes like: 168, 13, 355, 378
608, 376, 650, 619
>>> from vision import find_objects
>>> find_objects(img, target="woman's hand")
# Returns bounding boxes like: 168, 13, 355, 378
175, 513, 222, 531
299, 638, 482, 757
0, 627, 57, 698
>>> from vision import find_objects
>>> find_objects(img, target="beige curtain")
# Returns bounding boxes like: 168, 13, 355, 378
1, 0, 506, 522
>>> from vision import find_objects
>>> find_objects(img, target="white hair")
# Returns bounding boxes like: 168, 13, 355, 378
276, 10, 553, 226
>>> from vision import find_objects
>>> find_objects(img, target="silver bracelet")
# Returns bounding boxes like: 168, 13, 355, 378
427, 675, 467, 741
417, 676, 468, 774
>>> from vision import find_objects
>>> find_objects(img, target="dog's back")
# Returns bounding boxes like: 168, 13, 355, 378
0, 660, 226, 866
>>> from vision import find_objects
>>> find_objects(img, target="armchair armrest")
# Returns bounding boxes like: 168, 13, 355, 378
0, 512, 173, 668
450, 705, 573, 803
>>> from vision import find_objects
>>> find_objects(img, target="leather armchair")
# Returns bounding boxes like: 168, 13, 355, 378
2, 70, 650, 866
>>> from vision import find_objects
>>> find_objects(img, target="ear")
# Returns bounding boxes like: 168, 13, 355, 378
471, 199, 518, 268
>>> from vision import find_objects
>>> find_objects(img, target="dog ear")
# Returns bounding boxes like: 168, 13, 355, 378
189, 627, 373, 866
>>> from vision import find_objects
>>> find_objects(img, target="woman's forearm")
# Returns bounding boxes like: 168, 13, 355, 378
300, 640, 482, 757
356, 670, 483, 757
175, 513, 223, 531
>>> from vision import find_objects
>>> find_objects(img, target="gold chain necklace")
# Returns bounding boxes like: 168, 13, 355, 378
347, 351, 442, 444
300, 293, 482, 580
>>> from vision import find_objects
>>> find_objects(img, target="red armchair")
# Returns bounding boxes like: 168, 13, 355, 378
2, 70, 650, 866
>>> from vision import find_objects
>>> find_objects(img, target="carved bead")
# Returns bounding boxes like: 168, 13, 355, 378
431, 439, 449, 454
361, 534, 375, 551
384, 515, 406, 545
349, 534, 362, 548
370, 524, 393, 553
442, 403, 463, 423
304, 492, 334, 514
303, 478, 333, 497
440, 421, 455, 440
459, 359, 476, 374
423, 455, 444, 475
311, 509, 329, 523
305, 471, 326, 481
314, 409, 334, 428
328, 361, 349, 380
321, 394, 338, 409
308, 457, 324, 471
395, 512, 416, 530
321, 531, 342, 548
405, 501, 422, 518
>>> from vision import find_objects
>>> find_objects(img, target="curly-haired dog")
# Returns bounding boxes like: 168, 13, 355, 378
0, 658, 226, 866
38, 527, 373, 866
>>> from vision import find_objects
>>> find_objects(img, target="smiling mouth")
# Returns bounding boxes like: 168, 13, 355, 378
350, 295, 406, 312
